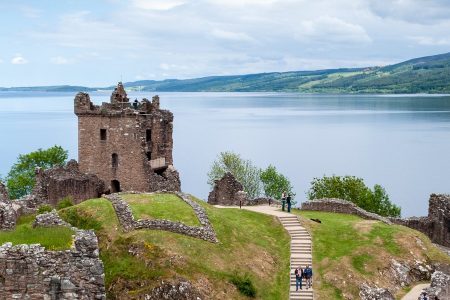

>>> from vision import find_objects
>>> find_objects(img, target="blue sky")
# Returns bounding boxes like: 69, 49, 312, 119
1, 0, 450, 87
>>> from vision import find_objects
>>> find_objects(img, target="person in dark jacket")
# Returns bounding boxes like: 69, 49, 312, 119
294, 266, 303, 290
286, 194, 292, 213
304, 265, 313, 289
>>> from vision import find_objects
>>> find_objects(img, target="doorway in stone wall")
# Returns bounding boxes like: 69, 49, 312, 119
111, 180, 121, 193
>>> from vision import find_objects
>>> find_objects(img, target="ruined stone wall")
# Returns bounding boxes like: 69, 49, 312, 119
0, 182, 8, 202
33, 160, 105, 206
390, 194, 450, 247
75, 87, 179, 193
0, 230, 105, 299
207, 172, 244, 206
301, 198, 392, 224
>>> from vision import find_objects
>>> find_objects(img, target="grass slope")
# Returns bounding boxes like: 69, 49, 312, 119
0, 214, 74, 250
292, 210, 450, 299
122, 193, 201, 226
58, 194, 291, 299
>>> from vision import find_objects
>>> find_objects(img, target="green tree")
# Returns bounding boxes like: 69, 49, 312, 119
6, 145, 68, 199
307, 175, 401, 217
260, 165, 295, 200
207, 151, 262, 199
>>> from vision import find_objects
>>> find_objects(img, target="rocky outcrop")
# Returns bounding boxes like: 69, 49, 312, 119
0, 230, 105, 299
359, 283, 394, 300
143, 280, 202, 300
105, 192, 218, 243
301, 198, 392, 224
207, 172, 245, 206
388, 259, 433, 287
422, 271, 450, 299
390, 194, 450, 247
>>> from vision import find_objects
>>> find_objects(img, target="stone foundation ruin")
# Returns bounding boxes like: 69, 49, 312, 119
74, 82, 181, 193
0, 182, 17, 230
390, 194, 450, 247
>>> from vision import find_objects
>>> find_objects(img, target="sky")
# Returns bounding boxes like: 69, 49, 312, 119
1, 0, 450, 87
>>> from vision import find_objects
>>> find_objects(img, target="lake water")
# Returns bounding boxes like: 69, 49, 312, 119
1, 91, 449, 217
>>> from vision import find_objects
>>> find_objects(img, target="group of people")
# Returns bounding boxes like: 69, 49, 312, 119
294, 265, 313, 291
281, 191, 292, 213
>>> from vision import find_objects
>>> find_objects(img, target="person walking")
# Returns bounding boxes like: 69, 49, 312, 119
304, 265, 313, 289
294, 266, 303, 291
286, 194, 292, 213
281, 191, 287, 211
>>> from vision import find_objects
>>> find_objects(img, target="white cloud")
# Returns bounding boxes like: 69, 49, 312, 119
297, 16, 372, 45
410, 36, 450, 46
211, 29, 255, 42
11, 54, 28, 65
132, 0, 185, 10
19, 5, 42, 18
50, 56, 72, 64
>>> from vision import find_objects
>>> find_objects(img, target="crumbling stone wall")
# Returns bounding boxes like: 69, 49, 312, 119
301, 198, 392, 224
207, 172, 245, 206
390, 194, 450, 247
0, 229, 105, 299
33, 159, 105, 207
0, 181, 17, 230
105, 193, 218, 242
75, 83, 180, 193
423, 270, 450, 299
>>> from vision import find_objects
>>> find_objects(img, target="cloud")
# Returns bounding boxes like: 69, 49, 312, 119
211, 29, 255, 42
409, 36, 450, 46
11, 54, 28, 65
207, 0, 278, 7
50, 56, 72, 64
297, 16, 372, 45
19, 5, 42, 18
132, 0, 185, 10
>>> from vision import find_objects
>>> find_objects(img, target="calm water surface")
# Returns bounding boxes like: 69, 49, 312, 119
1, 91, 449, 217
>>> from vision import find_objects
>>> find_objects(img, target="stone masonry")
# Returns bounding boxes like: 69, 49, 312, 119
0, 182, 17, 230
390, 194, 450, 247
74, 82, 181, 193
105, 193, 218, 242
207, 172, 245, 206
32, 159, 105, 207
301, 198, 392, 224
0, 212, 106, 299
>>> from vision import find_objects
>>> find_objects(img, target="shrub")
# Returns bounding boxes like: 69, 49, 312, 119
260, 165, 295, 200
59, 208, 102, 231
230, 273, 256, 297
37, 204, 53, 214
57, 197, 74, 210
307, 175, 401, 217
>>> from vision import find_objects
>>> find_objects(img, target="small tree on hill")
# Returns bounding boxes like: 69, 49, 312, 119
307, 175, 401, 217
6, 145, 68, 199
260, 165, 295, 200
207, 151, 262, 199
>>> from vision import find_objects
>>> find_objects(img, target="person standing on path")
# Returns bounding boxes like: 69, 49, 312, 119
286, 194, 292, 213
281, 191, 287, 211
304, 265, 313, 289
295, 266, 303, 291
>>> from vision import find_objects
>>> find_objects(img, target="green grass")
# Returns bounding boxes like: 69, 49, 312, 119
58, 194, 290, 299
291, 210, 450, 299
121, 193, 201, 227
0, 215, 74, 250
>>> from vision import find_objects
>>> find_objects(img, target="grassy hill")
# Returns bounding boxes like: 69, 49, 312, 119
3, 193, 450, 299
291, 210, 450, 299
2, 52, 450, 94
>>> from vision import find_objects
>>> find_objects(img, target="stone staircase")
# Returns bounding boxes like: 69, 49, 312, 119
278, 215, 314, 300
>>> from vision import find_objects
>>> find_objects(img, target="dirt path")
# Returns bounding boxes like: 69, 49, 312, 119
401, 283, 429, 300
215, 205, 314, 300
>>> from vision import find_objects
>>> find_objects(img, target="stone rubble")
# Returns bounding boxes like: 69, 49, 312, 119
422, 271, 450, 299
359, 283, 395, 300
0, 181, 17, 230
143, 280, 202, 300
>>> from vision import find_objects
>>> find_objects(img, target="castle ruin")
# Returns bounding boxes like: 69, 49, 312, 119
74, 82, 180, 193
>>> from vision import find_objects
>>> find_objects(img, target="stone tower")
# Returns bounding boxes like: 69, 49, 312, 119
74, 82, 180, 193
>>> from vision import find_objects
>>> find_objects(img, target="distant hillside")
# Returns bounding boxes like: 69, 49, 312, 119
2, 52, 450, 93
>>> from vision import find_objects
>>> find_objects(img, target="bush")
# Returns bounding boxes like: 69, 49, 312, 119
230, 273, 256, 297
56, 197, 74, 210
260, 165, 295, 200
59, 208, 102, 231
6, 146, 68, 199
37, 204, 53, 214
307, 175, 401, 217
